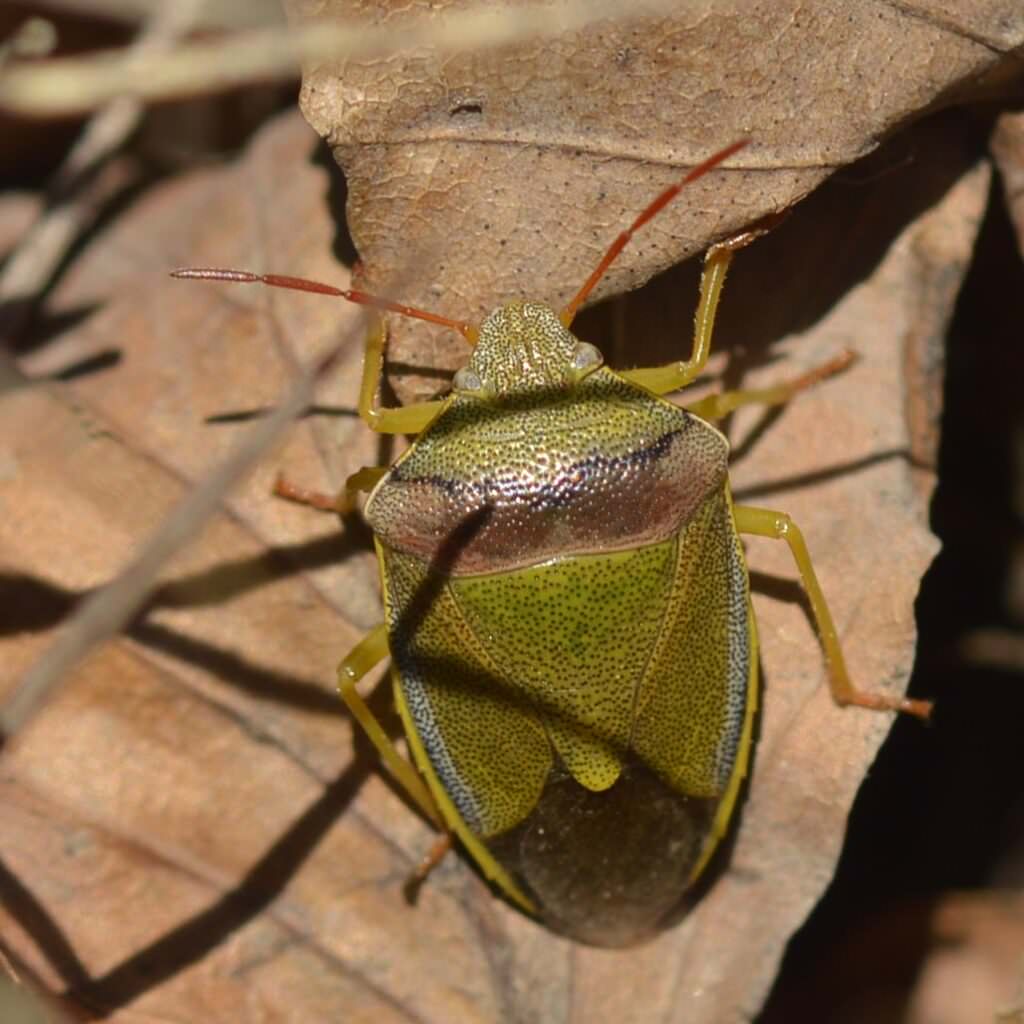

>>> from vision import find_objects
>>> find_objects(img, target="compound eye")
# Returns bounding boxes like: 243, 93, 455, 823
571, 341, 603, 373
452, 366, 484, 393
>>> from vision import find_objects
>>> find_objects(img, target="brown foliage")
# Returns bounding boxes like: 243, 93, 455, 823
2, 1, 1021, 1019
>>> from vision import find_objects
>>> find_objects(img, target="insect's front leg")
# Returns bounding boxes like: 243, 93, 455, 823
275, 314, 445, 513
620, 218, 781, 396
358, 313, 444, 434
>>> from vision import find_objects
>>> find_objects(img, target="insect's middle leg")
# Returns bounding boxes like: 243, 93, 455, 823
273, 465, 387, 515
271, 463, 382, 555
733, 504, 933, 720
685, 350, 854, 422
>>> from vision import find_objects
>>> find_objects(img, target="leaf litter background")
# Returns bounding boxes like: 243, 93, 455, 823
1, 2, 1024, 1022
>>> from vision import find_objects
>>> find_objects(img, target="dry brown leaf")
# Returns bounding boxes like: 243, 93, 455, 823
992, 110, 1024, 259
0, 100, 993, 1024
288, 0, 1023, 402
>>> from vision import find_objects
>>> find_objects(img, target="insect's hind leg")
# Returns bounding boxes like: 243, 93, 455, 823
685, 350, 855, 422
733, 505, 933, 720
404, 833, 455, 904
338, 624, 443, 826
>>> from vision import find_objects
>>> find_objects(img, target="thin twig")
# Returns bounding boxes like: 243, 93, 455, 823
0, 318, 360, 746
0, 18, 56, 66
0, 2, 205, 340
33, 0, 281, 30
0, 0, 683, 117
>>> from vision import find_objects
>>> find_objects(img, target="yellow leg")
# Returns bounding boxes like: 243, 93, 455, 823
685, 351, 855, 422
273, 465, 388, 515
359, 314, 445, 434
733, 505, 933, 720
619, 244, 732, 394
619, 221, 773, 396
338, 624, 444, 825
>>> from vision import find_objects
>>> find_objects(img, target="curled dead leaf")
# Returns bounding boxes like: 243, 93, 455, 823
287, 0, 1023, 402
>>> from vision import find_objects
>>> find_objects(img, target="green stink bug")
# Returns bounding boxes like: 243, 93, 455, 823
173, 140, 932, 947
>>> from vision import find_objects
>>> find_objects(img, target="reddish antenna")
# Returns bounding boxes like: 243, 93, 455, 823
560, 139, 751, 326
170, 268, 480, 345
